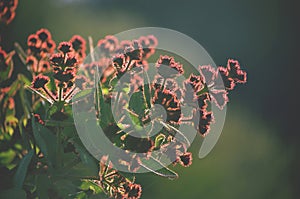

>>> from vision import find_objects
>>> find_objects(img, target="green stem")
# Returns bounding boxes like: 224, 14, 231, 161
42, 86, 56, 102
162, 78, 167, 90
88, 36, 96, 62
104, 171, 118, 179
56, 127, 62, 168
113, 90, 121, 116
63, 87, 76, 101
125, 59, 132, 71
58, 86, 63, 102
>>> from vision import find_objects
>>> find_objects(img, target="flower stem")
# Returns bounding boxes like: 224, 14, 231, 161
42, 86, 56, 102
56, 126, 62, 168
162, 78, 167, 90
64, 87, 76, 101
58, 86, 63, 102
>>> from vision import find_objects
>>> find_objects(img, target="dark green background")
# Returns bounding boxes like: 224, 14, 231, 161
1, 0, 298, 198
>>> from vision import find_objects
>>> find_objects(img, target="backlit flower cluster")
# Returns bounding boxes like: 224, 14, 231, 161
28, 30, 87, 105
82, 34, 158, 85
102, 38, 247, 169
26, 29, 56, 74
27, 31, 247, 199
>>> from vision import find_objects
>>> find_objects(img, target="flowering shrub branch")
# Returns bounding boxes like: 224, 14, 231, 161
0, 2, 247, 198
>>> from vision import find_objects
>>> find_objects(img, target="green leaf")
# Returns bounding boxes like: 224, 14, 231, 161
80, 179, 103, 194
68, 191, 87, 199
5, 115, 18, 124
68, 162, 98, 178
54, 179, 77, 198
143, 69, 152, 109
0, 149, 16, 166
95, 66, 105, 119
0, 188, 26, 199
121, 108, 143, 130
18, 74, 31, 86
18, 84, 32, 116
109, 77, 118, 89
140, 156, 178, 180
13, 149, 34, 189
128, 91, 147, 117
61, 126, 77, 138
32, 118, 57, 167
44, 120, 74, 127
155, 134, 166, 149
72, 88, 93, 102
73, 142, 98, 173
14, 42, 27, 65
6, 79, 19, 97
0, 51, 14, 83
36, 175, 51, 199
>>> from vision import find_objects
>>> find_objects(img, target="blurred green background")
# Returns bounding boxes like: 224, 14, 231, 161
1, 0, 298, 198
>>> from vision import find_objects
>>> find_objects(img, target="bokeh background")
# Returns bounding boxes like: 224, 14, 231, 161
1, 0, 299, 198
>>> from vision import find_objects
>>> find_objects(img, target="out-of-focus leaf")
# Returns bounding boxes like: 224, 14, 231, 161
13, 149, 34, 189
95, 68, 105, 118
72, 88, 93, 102
143, 69, 152, 109
14, 42, 27, 65
128, 91, 147, 117
109, 77, 118, 89
69, 191, 87, 199
53, 179, 77, 198
0, 149, 16, 165
72, 142, 98, 174
6, 79, 19, 97
18, 84, 32, 116
44, 120, 74, 127
121, 108, 143, 130
36, 175, 51, 199
68, 162, 98, 178
32, 119, 57, 167
0, 51, 14, 83
18, 74, 31, 86
61, 126, 77, 138
80, 179, 103, 194
5, 115, 18, 124
0, 188, 26, 199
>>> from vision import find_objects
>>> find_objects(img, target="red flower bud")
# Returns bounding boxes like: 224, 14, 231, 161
156, 55, 184, 79
31, 74, 49, 89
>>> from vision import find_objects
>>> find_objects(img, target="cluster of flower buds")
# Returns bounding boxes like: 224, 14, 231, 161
97, 35, 157, 78
0, 0, 18, 24
183, 60, 247, 136
30, 39, 86, 105
110, 52, 246, 167
95, 156, 142, 199
69, 35, 86, 64
26, 29, 56, 74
